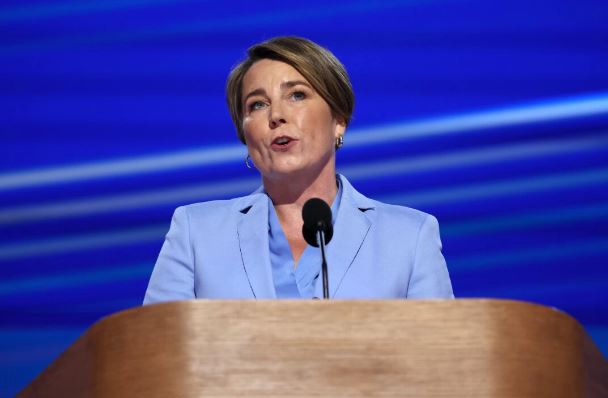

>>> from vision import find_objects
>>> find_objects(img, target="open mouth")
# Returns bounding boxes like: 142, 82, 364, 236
273, 136, 293, 146
271, 136, 297, 150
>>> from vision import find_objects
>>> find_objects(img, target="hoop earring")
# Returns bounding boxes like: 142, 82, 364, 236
336, 135, 344, 149
245, 154, 253, 169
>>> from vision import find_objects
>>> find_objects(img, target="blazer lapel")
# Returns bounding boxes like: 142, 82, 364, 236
236, 193, 277, 299
315, 175, 375, 298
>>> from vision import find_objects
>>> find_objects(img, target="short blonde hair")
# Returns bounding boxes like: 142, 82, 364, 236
226, 36, 354, 144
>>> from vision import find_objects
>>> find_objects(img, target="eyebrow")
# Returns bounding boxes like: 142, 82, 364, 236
243, 88, 266, 104
281, 80, 312, 90
243, 80, 313, 104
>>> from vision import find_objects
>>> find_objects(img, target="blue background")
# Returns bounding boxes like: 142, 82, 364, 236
1, 0, 608, 395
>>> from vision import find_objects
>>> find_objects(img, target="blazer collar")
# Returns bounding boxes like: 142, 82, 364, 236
236, 174, 376, 299
235, 191, 277, 299
314, 174, 376, 298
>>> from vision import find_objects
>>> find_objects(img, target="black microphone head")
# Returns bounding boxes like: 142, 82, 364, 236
302, 198, 333, 247
302, 198, 332, 226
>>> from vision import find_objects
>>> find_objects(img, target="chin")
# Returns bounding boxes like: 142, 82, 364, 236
264, 156, 330, 180
270, 159, 305, 173
264, 164, 311, 181
268, 167, 302, 179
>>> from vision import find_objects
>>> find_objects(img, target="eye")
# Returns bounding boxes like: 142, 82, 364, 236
291, 91, 306, 101
248, 100, 266, 112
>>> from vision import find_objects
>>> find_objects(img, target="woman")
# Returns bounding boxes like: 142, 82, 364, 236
144, 36, 453, 303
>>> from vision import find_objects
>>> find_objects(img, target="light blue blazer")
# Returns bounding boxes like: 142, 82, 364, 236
143, 175, 453, 303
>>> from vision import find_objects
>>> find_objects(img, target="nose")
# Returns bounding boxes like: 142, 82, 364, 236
268, 103, 286, 129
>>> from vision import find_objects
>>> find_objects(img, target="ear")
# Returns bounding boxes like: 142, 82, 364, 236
333, 116, 347, 139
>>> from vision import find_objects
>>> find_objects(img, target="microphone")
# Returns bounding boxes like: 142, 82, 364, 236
302, 198, 333, 299
302, 198, 333, 246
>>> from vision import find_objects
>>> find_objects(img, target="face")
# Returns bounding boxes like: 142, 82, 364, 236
241, 59, 345, 182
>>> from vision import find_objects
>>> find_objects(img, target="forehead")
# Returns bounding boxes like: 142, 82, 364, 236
242, 59, 308, 95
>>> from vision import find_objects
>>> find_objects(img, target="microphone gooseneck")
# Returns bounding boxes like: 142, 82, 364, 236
302, 198, 333, 299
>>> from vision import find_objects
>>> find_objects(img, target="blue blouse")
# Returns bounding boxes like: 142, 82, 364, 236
267, 180, 343, 299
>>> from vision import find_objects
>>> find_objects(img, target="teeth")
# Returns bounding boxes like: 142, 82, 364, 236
276, 137, 290, 145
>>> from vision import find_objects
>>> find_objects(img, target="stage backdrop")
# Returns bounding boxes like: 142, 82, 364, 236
1, 0, 607, 395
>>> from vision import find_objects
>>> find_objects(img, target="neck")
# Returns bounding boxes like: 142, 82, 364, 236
263, 161, 338, 212
263, 159, 338, 265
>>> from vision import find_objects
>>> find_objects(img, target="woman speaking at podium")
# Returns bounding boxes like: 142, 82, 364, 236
144, 37, 453, 303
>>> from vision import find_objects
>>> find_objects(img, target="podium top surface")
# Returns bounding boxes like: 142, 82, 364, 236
20, 299, 608, 398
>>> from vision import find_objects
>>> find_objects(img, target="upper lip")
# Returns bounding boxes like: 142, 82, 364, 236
272, 135, 297, 145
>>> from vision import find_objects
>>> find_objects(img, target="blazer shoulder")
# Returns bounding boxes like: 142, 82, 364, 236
177, 192, 264, 223
339, 174, 431, 227
371, 199, 432, 227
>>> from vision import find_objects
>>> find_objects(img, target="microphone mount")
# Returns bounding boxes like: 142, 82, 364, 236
302, 198, 333, 299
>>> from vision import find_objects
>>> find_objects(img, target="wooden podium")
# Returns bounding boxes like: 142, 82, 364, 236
18, 300, 608, 397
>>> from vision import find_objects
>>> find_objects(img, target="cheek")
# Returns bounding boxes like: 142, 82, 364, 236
305, 105, 336, 137
245, 137, 264, 157
242, 119, 262, 146
313, 116, 339, 146
243, 131, 267, 161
